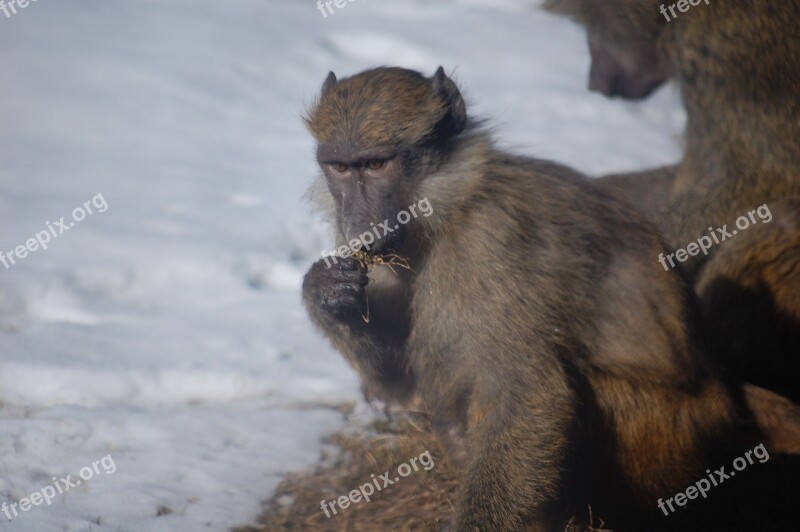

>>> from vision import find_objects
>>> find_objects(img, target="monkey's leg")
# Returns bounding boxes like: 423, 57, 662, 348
586, 371, 739, 530
695, 200, 800, 403
454, 372, 575, 531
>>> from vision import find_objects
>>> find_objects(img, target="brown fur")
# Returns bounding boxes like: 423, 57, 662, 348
744, 384, 800, 455
305, 68, 453, 148
544, 0, 670, 99
242, 409, 800, 531
301, 67, 769, 530
547, 0, 800, 403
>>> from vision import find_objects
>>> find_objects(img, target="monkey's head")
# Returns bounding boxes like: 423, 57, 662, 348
305, 67, 467, 254
545, 0, 671, 99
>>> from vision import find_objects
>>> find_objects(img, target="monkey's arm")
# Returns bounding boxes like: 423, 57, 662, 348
302, 257, 414, 402
456, 353, 575, 531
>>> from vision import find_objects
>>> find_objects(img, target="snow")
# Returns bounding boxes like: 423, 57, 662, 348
0, 0, 685, 530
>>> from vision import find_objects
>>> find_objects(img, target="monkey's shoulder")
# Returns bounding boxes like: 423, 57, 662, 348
478, 153, 657, 242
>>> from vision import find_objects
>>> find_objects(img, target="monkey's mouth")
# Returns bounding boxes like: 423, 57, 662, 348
358, 237, 391, 257
343, 226, 402, 257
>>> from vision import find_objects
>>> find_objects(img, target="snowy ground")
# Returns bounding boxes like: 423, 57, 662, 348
0, 1, 684, 530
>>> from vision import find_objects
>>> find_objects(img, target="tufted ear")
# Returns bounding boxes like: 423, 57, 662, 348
321, 71, 337, 97
431, 66, 467, 136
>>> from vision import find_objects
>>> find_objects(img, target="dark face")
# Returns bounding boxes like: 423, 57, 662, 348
586, 30, 669, 99
309, 67, 466, 255
545, 0, 671, 100
317, 143, 416, 255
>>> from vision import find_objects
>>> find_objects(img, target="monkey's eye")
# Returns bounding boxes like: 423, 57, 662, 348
366, 160, 387, 171
330, 162, 349, 174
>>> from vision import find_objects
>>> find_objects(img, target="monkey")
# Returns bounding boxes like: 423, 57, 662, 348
545, 0, 800, 403
300, 66, 792, 530
545, 0, 671, 101
544, 0, 800, 244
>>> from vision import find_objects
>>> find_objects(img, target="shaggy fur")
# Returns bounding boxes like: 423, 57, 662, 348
547, 0, 800, 403
301, 67, 774, 530
304, 68, 451, 149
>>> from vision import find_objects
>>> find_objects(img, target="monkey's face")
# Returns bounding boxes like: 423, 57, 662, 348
317, 143, 415, 254
586, 27, 669, 100
546, 0, 672, 100
307, 67, 467, 254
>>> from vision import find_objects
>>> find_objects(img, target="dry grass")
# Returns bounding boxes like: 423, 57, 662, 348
234, 410, 458, 532
234, 406, 800, 531
233, 409, 613, 532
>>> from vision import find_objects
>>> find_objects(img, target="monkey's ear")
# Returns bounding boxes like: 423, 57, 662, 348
321, 71, 338, 97
432, 66, 467, 136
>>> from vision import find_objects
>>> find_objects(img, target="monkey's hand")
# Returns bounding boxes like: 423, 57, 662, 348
302, 257, 369, 324
302, 256, 414, 403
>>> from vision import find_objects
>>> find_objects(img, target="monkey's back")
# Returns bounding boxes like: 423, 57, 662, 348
408, 152, 737, 520
412, 152, 701, 378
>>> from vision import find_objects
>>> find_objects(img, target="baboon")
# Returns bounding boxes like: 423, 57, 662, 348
301, 66, 777, 530
545, 0, 800, 402
546, 0, 671, 101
